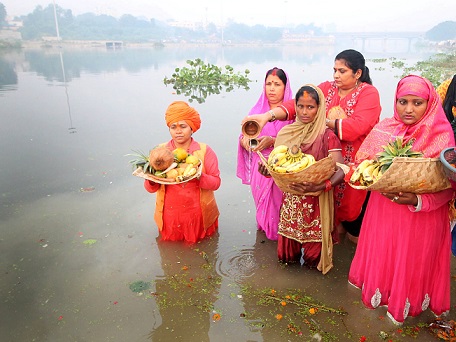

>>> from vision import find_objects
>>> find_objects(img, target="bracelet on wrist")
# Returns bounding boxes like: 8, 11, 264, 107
268, 110, 276, 122
324, 179, 332, 192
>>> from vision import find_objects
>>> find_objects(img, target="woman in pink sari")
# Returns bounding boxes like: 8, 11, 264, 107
237, 67, 293, 240
348, 75, 455, 325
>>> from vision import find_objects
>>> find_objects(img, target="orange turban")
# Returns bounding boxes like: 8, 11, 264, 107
165, 101, 201, 133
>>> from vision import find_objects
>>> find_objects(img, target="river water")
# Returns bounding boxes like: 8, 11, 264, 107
1, 42, 454, 341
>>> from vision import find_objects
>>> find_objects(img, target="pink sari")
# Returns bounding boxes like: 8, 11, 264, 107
236, 70, 293, 240
348, 75, 455, 324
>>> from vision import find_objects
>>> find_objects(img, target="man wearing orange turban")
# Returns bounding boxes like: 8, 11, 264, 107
144, 100, 220, 243
165, 101, 201, 133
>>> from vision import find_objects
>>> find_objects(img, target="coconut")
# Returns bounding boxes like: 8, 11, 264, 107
149, 147, 174, 171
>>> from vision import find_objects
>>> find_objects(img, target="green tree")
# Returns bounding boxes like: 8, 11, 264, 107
0, 2, 7, 27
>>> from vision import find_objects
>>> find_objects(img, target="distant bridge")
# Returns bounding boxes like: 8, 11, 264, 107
330, 32, 425, 53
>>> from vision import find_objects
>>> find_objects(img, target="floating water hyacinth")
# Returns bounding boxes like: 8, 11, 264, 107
163, 58, 252, 103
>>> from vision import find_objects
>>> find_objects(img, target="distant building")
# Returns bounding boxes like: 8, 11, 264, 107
281, 32, 335, 45
168, 20, 204, 31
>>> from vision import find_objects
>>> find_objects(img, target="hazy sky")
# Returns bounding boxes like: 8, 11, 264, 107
2, 0, 455, 32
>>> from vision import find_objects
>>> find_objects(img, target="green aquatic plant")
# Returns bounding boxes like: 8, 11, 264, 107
163, 58, 252, 103
129, 280, 151, 293
390, 52, 456, 87
239, 285, 348, 341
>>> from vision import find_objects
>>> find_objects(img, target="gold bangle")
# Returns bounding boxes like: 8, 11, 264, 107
268, 110, 276, 122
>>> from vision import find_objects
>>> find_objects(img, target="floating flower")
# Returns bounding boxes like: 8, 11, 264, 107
270, 289, 276, 295
285, 295, 291, 299
275, 314, 283, 320
359, 336, 366, 342
181, 266, 188, 271
280, 301, 287, 306
212, 313, 221, 321
309, 308, 317, 315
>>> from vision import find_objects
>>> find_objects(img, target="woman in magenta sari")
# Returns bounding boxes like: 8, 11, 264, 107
348, 75, 455, 325
237, 67, 293, 240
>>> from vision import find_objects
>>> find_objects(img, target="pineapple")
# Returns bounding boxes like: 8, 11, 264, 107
376, 138, 423, 174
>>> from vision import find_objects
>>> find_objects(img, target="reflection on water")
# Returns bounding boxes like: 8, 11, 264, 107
58, 51, 76, 133
0, 57, 18, 92
0, 44, 453, 341
149, 235, 221, 342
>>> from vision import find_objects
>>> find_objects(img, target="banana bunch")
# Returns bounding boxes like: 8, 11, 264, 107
349, 159, 382, 186
267, 144, 315, 173
376, 137, 422, 173
350, 138, 423, 186
176, 163, 198, 182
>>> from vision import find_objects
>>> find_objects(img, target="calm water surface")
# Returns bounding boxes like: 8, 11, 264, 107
1, 43, 454, 341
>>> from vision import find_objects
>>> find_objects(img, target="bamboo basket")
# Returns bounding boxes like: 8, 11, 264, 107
349, 157, 451, 193
258, 152, 336, 196
132, 161, 202, 185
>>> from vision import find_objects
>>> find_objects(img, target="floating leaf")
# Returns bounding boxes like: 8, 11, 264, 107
83, 239, 97, 245
129, 280, 151, 293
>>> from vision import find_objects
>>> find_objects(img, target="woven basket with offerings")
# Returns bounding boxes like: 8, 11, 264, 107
257, 145, 336, 196
349, 138, 451, 193
128, 147, 202, 185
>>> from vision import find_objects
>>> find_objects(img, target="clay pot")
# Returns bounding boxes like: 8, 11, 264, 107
241, 120, 260, 139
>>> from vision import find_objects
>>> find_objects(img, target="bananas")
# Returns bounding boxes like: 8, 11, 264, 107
268, 145, 289, 164
176, 164, 198, 182
350, 159, 382, 186
350, 138, 423, 187
267, 144, 315, 173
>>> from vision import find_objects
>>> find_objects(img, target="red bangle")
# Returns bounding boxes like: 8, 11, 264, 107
324, 179, 332, 192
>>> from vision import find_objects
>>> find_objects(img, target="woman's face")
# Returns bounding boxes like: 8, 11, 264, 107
169, 120, 192, 145
265, 74, 285, 106
396, 95, 428, 125
296, 92, 319, 124
332, 59, 360, 90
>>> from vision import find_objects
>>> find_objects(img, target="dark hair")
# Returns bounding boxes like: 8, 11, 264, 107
443, 74, 456, 123
295, 85, 320, 106
335, 49, 372, 85
265, 67, 287, 87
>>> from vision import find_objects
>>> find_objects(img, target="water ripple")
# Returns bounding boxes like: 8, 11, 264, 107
215, 247, 258, 282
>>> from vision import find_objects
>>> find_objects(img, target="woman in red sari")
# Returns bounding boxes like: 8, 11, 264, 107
144, 101, 221, 243
348, 75, 455, 325
242, 50, 381, 242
